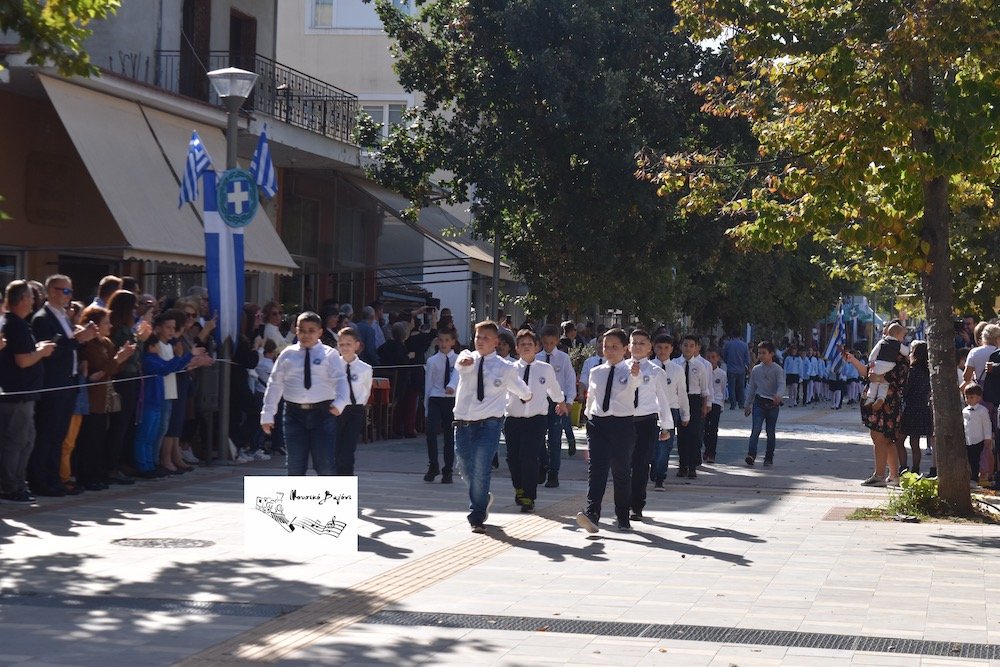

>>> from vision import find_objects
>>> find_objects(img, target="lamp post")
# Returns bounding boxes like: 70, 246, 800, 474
207, 66, 258, 465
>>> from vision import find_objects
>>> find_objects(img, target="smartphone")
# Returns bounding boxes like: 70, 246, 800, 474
51, 333, 64, 344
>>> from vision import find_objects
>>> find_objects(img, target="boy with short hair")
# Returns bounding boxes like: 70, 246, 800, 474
576, 328, 641, 533
783, 345, 800, 407
651, 334, 688, 489
743, 341, 786, 466
539, 324, 577, 486
261, 312, 349, 476
963, 384, 993, 489
450, 320, 532, 533
704, 348, 726, 464
673, 335, 711, 479
335, 328, 373, 476
505, 329, 566, 512
423, 328, 458, 483
627, 330, 673, 521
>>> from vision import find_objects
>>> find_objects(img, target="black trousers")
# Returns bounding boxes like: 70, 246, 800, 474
425, 396, 455, 473
630, 415, 659, 513
74, 412, 110, 486
106, 376, 139, 471
335, 405, 366, 476
28, 387, 76, 491
584, 415, 635, 523
703, 404, 722, 458
504, 414, 546, 500
677, 394, 705, 472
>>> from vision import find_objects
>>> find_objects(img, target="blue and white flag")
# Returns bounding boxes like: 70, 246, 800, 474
249, 124, 277, 199
824, 300, 846, 373
178, 131, 212, 207
202, 170, 245, 346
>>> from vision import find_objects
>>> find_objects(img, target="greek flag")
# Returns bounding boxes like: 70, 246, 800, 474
178, 131, 212, 207
249, 124, 277, 199
824, 300, 846, 372
202, 170, 245, 345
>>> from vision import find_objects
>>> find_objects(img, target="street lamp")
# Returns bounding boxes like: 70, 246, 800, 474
207, 66, 258, 465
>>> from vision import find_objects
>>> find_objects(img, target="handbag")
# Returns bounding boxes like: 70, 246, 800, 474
105, 383, 123, 413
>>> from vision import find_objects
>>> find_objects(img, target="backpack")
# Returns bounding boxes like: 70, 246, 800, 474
982, 348, 1000, 406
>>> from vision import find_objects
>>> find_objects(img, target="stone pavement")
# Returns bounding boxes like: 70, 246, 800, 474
1, 401, 998, 666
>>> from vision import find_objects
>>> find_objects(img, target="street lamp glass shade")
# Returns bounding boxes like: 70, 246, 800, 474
206, 67, 259, 101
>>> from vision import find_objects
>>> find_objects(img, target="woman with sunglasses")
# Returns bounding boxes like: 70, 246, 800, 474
261, 301, 294, 352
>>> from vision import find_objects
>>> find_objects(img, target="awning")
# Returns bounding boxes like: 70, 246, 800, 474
39, 75, 296, 274
346, 177, 512, 281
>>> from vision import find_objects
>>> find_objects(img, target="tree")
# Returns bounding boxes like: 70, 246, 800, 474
0, 0, 119, 77
362, 0, 731, 320
653, 0, 1000, 511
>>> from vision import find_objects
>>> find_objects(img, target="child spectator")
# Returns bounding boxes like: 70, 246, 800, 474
962, 384, 993, 489
704, 348, 726, 463
743, 341, 786, 466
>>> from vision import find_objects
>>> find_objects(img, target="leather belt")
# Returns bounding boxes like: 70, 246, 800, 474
287, 400, 332, 410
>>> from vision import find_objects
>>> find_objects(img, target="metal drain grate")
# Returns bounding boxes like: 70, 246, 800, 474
0, 592, 300, 618
111, 538, 215, 548
365, 611, 1000, 659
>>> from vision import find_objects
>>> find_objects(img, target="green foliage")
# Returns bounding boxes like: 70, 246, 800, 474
0, 0, 120, 77
568, 343, 595, 378
886, 472, 941, 516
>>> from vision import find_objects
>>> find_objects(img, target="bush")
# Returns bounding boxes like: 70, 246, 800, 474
885, 472, 940, 516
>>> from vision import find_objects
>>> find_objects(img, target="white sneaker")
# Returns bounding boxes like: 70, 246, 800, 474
181, 450, 200, 465
252, 450, 271, 461
484, 492, 494, 523
235, 452, 254, 464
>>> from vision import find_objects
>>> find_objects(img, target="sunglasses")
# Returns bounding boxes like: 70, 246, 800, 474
54, 287, 73, 295
185, 311, 197, 318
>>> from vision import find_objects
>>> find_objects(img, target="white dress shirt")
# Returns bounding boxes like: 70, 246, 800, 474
580, 355, 603, 389
540, 348, 577, 402
633, 359, 674, 430
261, 342, 349, 423
584, 360, 642, 418
425, 350, 458, 410
674, 355, 712, 399
343, 356, 373, 406
158, 340, 178, 400
963, 403, 993, 446
710, 366, 727, 406
450, 350, 531, 421
653, 357, 690, 422
506, 359, 565, 418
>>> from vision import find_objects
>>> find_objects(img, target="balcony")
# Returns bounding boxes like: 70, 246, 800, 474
103, 50, 358, 145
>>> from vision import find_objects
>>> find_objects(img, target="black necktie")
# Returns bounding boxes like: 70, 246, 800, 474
521, 363, 530, 403
346, 362, 356, 405
634, 388, 639, 408
661, 361, 666, 371
546, 353, 551, 363
304, 346, 312, 390
477, 356, 485, 401
685, 359, 690, 390
602, 365, 614, 412
444, 356, 451, 387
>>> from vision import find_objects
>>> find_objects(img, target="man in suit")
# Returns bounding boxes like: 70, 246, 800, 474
28, 274, 97, 496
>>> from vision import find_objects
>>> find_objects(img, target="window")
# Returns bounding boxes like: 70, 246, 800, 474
281, 196, 321, 258
337, 209, 366, 265
311, 0, 333, 28
362, 103, 407, 138
0, 253, 19, 295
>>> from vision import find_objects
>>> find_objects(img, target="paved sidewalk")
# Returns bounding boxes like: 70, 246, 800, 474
1, 402, 998, 666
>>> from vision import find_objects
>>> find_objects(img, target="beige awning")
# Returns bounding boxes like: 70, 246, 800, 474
346, 176, 512, 281
38, 75, 296, 274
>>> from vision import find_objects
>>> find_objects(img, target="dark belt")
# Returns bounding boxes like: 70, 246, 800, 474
633, 413, 658, 422
287, 400, 332, 410
454, 416, 503, 427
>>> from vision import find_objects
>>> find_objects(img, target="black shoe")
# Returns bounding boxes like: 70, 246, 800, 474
441, 471, 453, 484
676, 467, 687, 477
34, 486, 67, 497
544, 473, 559, 488
107, 473, 135, 485
568, 441, 576, 456
520, 499, 534, 513
492, 453, 500, 470
471, 523, 486, 534
616, 520, 632, 532
629, 511, 643, 522
63, 483, 84, 496
153, 467, 169, 478
745, 455, 755, 466
763, 459, 773, 467
83, 482, 107, 491
2, 490, 36, 502
653, 480, 665, 492
423, 467, 439, 483
687, 470, 697, 479
135, 470, 158, 479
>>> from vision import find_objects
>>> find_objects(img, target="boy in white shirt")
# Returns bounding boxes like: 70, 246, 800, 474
627, 330, 672, 521
335, 328, 373, 476
505, 329, 567, 513
450, 320, 532, 533
539, 325, 578, 486
963, 384, 993, 489
704, 348, 727, 464
651, 334, 688, 489
866, 323, 909, 410
579, 334, 605, 398
423, 328, 458, 483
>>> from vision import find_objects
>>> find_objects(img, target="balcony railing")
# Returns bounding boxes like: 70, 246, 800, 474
105, 49, 358, 144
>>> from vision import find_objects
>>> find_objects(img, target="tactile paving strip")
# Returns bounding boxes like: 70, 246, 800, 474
365, 610, 1000, 659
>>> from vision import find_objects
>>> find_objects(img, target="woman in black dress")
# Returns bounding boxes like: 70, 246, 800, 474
899, 341, 933, 475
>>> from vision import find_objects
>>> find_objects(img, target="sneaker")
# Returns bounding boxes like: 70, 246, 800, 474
887, 478, 901, 488
181, 449, 201, 465
471, 523, 486, 534
860, 474, 887, 487
763, 459, 773, 467
676, 467, 688, 478
441, 471, 453, 484
616, 520, 632, 532
568, 441, 576, 456
629, 511, 643, 522
745, 455, 755, 466
653, 480, 665, 492
484, 492, 494, 523
423, 467, 439, 483
252, 450, 271, 461
704, 456, 715, 464
520, 499, 534, 513
2, 490, 36, 503
544, 473, 559, 488
687, 470, 697, 479
575, 512, 599, 534
107, 473, 135, 485
235, 453, 254, 464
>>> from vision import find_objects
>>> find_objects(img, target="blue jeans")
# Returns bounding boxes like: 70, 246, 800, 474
747, 398, 780, 460
455, 417, 503, 525
545, 404, 566, 474
283, 404, 337, 475
727, 371, 746, 409
652, 408, 679, 483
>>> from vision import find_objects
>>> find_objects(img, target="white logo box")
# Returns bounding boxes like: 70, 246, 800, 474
244, 476, 359, 555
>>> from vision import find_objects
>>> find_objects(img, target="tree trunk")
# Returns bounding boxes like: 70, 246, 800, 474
920, 176, 971, 513
911, 54, 971, 513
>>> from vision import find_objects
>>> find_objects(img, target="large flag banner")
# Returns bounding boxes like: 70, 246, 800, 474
203, 170, 246, 345
824, 300, 846, 374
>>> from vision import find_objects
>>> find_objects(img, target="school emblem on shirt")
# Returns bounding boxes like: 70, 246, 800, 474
493, 378, 502, 387
715, 378, 722, 384
539, 377, 546, 384
666, 378, 672, 385
313, 358, 322, 365
350, 374, 358, 381
643, 375, 650, 384
554, 366, 562, 372
619, 376, 628, 385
